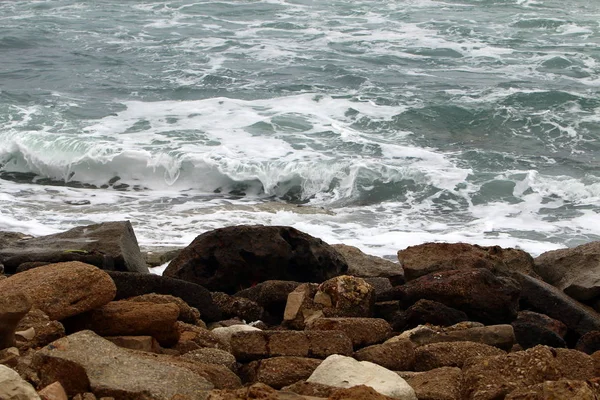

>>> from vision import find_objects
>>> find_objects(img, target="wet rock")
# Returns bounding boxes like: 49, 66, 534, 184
212, 292, 264, 323
534, 241, 600, 302
240, 356, 322, 389
0, 221, 147, 274
576, 331, 600, 354
0, 262, 116, 321
398, 242, 536, 281
505, 379, 600, 400
0, 292, 32, 350
511, 320, 566, 349
384, 269, 520, 325
406, 367, 462, 400
164, 225, 348, 294
354, 340, 415, 371
306, 318, 392, 348
316, 275, 375, 318
125, 293, 201, 325
32, 330, 213, 398
107, 270, 221, 322
332, 244, 404, 285
414, 341, 505, 371
63, 301, 180, 347
515, 310, 568, 338
391, 299, 468, 331
307, 354, 417, 399
0, 364, 41, 400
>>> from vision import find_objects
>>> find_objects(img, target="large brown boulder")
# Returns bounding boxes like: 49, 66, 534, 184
0, 221, 147, 274
353, 340, 415, 371
414, 341, 505, 371
398, 242, 536, 281
406, 367, 462, 400
240, 356, 322, 389
163, 225, 348, 294
384, 269, 520, 324
306, 318, 392, 348
0, 262, 116, 321
534, 241, 600, 302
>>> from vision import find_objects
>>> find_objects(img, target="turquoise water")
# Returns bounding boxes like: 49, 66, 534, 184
1, 0, 600, 257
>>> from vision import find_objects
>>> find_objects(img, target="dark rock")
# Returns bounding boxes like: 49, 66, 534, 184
163, 225, 348, 294
353, 340, 415, 371
235, 280, 301, 323
384, 269, 520, 325
107, 271, 221, 322
363, 277, 393, 297
511, 320, 566, 350
515, 310, 568, 338
392, 299, 468, 331
212, 292, 264, 323
373, 301, 401, 322
398, 242, 536, 281
306, 317, 392, 348
0, 292, 32, 349
332, 244, 404, 285
240, 356, 322, 389
576, 331, 600, 355
16, 308, 65, 350
328, 385, 398, 400
0, 221, 147, 274
414, 341, 505, 371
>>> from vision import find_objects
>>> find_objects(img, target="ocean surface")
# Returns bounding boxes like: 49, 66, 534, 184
1, 0, 600, 258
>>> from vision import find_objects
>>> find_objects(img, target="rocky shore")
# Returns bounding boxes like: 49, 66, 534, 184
2, 221, 600, 399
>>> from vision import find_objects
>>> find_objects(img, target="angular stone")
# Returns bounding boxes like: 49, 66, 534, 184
392, 299, 468, 332
505, 379, 600, 400
164, 225, 348, 294
282, 283, 323, 330
511, 320, 566, 350
307, 354, 417, 400
212, 292, 264, 323
406, 367, 462, 400
414, 341, 505, 371
0, 221, 147, 274
63, 301, 180, 347
305, 331, 353, 359
32, 331, 213, 398
354, 340, 415, 371
0, 292, 32, 350
316, 275, 375, 318
174, 322, 230, 354
398, 242, 536, 281
241, 356, 322, 389
107, 270, 221, 322
0, 262, 116, 321
39, 381, 68, 400
0, 364, 41, 400
125, 293, 201, 325
182, 348, 237, 372
385, 269, 520, 325
306, 318, 392, 348
332, 244, 404, 285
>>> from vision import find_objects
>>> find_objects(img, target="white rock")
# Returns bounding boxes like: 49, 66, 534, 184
211, 325, 261, 346
307, 354, 417, 400
0, 365, 41, 400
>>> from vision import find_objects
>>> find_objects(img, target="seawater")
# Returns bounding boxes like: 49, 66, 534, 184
1, 0, 600, 258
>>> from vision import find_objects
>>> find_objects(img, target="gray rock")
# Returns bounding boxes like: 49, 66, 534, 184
332, 244, 404, 285
0, 364, 41, 400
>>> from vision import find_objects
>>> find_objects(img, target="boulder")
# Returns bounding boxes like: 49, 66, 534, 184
414, 341, 505, 371
391, 299, 468, 331
212, 292, 264, 323
406, 367, 462, 400
315, 275, 375, 318
0, 221, 147, 274
240, 356, 322, 389
511, 320, 566, 349
0, 364, 41, 400
124, 293, 201, 325
0, 262, 116, 321
63, 301, 180, 347
0, 292, 32, 350
397, 242, 536, 281
505, 379, 600, 400
31, 331, 213, 398
307, 354, 417, 399
306, 318, 392, 348
384, 269, 520, 325
534, 241, 600, 301
576, 331, 600, 355
163, 225, 348, 294
515, 311, 568, 338
354, 340, 415, 371
332, 244, 404, 285
515, 272, 600, 336
282, 283, 324, 330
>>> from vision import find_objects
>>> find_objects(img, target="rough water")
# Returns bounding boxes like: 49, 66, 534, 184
1, 0, 599, 258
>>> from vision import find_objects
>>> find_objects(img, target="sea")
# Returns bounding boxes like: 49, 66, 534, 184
1, 0, 599, 259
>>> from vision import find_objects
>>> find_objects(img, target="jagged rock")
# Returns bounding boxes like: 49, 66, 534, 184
398, 242, 536, 281
382, 269, 520, 325
505, 379, 600, 399
107, 271, 221, 322
515, 311, 567, 338
315, 275, 375, 318
534, 241, 600, 302
125, 293, 201, 325
164, 225, 348, 294
307, 354, 417, 399
306, 318, 392, 348
63, 301, 180, 347
332, 244, 404, 285
414, 341, 505, 371
39, 381, 68, 400
0, 364, 41, 400
354, 340, 415, 371
182, 348, 237, 372
240, 356, 322, 389
32, 331, 213, 398
16, 308, 65, 351
0, 292, 32, 350
212, 292, 264, 323
0, 221, 147, 274
282, 283, 323, 330
406, 367, 462, 400
511, 320, 566, 349
0, 262, 115, 321
391, 299, 468, 331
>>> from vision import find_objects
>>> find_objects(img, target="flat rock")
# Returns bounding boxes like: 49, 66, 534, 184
164, 225, 348, 294
414, 341, 505, 371
125, 293, 201, 325
182, 348, 237, 372
107, 270, 221, 322
0, 364, 41, 400
0, 221, 147, 274
406, 367, 462, 400
397, 242, 536, 281
240, 356, 322, 389
332, 244, 404, 285
306, 318, 392, 348
307, 354, 417, 400
354, 340, 415, 371
211, 325, 261, 348
32, 330, 213, 398
0, 262, 116, 321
